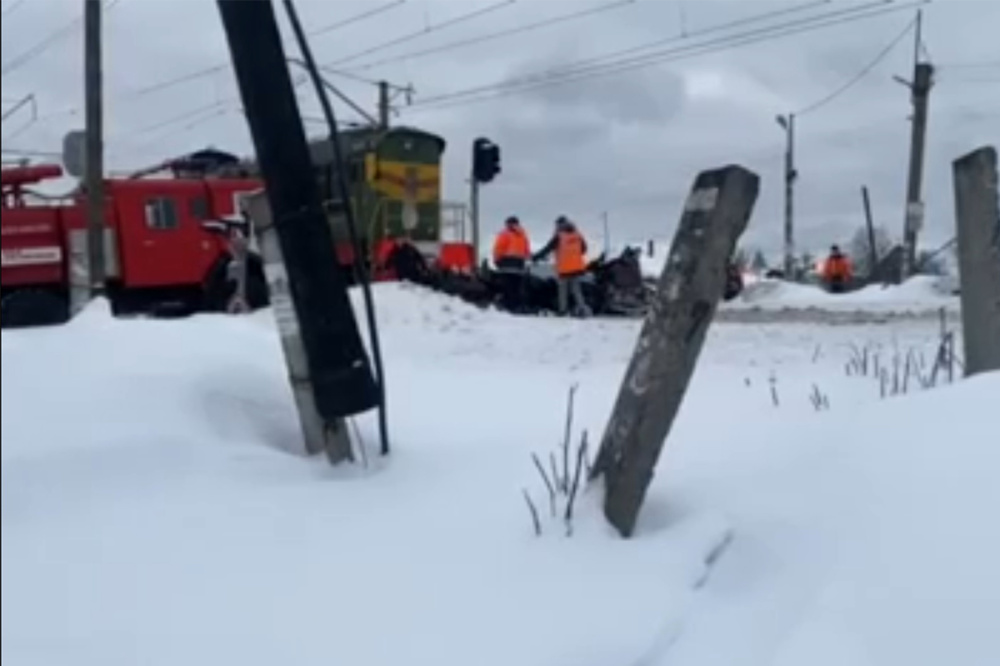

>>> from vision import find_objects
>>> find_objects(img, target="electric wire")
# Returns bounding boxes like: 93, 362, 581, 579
121, 98, 240, 137
311, 0, 407, 37
126, 60, 389, 103
326, 0, 517, 66
283, 0, 391, 458
410, 0, 880, 107
340, 0, 639, 72
1, 118, 36, 142
2, 148, 62, 158
937, 60, 1000, 69
2, 13, 84, 75
794, 15, 916, 117
123, 3, 401, 100
407, 0, 926, 111
457, 0, 837, 93
1, 0, 120, 76
2, 0, 27, 18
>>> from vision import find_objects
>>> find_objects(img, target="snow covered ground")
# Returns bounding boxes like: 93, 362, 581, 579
3, 284, 996, 665
607, 238, 960, 321
721, 275, 960, 323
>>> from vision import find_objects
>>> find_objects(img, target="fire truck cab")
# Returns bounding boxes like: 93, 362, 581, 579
1, 163, 266, 328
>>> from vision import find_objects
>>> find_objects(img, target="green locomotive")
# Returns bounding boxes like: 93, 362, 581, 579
306, 126, 447, 266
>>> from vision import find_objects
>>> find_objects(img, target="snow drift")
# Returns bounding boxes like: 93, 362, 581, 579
731, 274, 959, 314
2, 286, 996, 665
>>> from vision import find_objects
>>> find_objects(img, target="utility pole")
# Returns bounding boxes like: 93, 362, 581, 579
469, 176, 480, 269
602, 211, 611, 255
84, 0, 105, 295
897, 9, 933, 281
776, 113, 796, 278
377, 80, 389, 129
862, 185, 879, 276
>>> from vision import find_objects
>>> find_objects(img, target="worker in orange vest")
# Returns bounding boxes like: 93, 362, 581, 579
532, 216, 591, 316
821, 245, 853, 293
493, 216, 531, 271
492, 216, 531, 312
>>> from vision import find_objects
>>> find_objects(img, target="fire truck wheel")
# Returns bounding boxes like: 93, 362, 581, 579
1, 290, 70, 328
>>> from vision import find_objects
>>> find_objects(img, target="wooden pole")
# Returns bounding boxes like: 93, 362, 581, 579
862, 185, 878, 276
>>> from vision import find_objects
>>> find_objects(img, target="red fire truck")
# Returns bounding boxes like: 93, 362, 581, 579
1, 163, 267, 328
2, 146, 477, 329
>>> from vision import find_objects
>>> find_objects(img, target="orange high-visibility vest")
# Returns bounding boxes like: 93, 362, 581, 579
493, 227, 529, 263
556, 230, 586, 275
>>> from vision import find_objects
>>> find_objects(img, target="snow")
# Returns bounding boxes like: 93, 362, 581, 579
728, 274, 959, 314
606, 238, 959, 317
3, 284, 997, 665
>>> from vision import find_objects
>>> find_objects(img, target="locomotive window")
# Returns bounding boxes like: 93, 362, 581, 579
144, 197, 179, 230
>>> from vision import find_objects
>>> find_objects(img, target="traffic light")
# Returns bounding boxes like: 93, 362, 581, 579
472, 137, 500, 183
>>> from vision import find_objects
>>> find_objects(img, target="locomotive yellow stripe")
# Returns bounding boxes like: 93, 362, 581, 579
364, 155, 440, 203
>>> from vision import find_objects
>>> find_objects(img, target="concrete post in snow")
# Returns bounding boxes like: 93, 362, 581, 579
226, 226, 250, 314
67, 229, 91, 315
952, 146, 1000, 376
242, 190, 354, 463
591, 165, 759, 538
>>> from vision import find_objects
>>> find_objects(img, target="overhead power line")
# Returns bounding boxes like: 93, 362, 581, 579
326, 0, 518, 66
408, 0, 927, 111
409, 0, 842, 107
439, 0, 832, 89
2, 147, 62, 158
1, 93, 37, 122
408, 0, 877, 108
341, 0, 641, 73
2, 12, 85, 75
114, 97, 241, 139
1, 0, 121, 76
794, 15, 916, 117
120, 3, 404, 101
937, 59, 1000, 70
311, 0, 407, 37
2, 0, 28, 18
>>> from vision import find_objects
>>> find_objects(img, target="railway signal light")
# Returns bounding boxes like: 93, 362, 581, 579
472, 137, 500, 183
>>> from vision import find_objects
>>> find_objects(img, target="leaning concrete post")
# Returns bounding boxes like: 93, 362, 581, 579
243, 190, 354, 463
953, 146, 1000, 376
591, 165, 759, 537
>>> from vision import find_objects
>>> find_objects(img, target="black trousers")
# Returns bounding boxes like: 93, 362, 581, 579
496, 271, 527, 312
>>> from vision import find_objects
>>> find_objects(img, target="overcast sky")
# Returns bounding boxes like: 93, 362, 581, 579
2, 0, 997, 257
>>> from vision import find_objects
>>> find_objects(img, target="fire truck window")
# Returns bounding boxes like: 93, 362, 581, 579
189, 196, 209, 220
144, 197, 179, 230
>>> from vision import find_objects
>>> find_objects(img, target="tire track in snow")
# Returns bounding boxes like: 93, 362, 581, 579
624, 528, 736, 665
